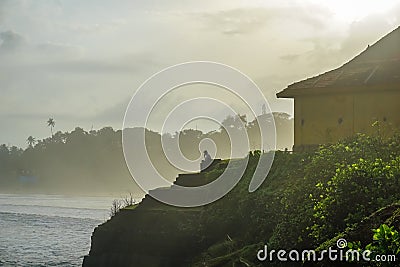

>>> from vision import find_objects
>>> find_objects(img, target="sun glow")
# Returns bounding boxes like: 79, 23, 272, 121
311, 0, 399, 21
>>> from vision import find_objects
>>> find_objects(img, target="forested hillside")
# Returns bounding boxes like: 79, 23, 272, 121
0, 113, 293, 196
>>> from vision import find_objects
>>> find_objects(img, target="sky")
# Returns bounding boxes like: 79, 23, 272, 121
1, 0, 400, 147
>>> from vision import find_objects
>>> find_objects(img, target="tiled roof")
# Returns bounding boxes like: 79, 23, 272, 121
278, 26, 400, 97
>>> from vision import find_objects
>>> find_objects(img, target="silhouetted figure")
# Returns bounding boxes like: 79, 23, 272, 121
200, 150, 212, 171
204, 150, 211, 161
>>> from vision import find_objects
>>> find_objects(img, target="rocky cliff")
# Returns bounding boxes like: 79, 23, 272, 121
82, 160, 226, 267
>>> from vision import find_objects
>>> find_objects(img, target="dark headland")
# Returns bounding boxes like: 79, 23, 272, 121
83, 135, 400, 266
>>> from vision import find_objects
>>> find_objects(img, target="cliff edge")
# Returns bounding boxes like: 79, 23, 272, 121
82, 160, 225, 267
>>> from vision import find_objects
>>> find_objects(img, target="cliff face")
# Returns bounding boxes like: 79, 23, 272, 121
83, 207, 205, 267
83, 160, 225, 267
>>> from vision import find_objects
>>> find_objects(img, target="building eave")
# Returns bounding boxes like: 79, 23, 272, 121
277, 83, 399, 98
276, 26, 400, 98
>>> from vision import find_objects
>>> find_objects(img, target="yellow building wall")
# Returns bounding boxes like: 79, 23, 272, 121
294, 90, 400, 149
354, 91, 400, 136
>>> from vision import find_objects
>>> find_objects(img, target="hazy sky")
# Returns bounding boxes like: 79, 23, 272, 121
1, 0, 399, 147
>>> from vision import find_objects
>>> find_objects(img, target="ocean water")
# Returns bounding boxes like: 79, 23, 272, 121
0, 194, 115, 267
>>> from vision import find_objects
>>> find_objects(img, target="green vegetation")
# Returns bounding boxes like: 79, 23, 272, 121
0, 126, 135, 195
366, 224, 400, 260
110, 193, 138, 217
47, 117, 56, 137
188, 133, 400, 266
345, 223, 400, 266
83, 129, 399, 267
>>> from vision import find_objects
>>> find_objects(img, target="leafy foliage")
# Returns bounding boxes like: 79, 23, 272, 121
366, 224, 400, 257
193, 131, 399, 266
347, 224, 400, 266
309, 134, 400, 243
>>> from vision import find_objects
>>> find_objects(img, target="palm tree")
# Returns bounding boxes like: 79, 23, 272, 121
27, 136, 36, 147
47, 118, 56, 137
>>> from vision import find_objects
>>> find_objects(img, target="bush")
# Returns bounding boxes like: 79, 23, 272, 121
109, 193, 138, 218
270, 132, 400, 249
348, 224, 400, 266
310, 157, 400, 242
366, 224, 400, 257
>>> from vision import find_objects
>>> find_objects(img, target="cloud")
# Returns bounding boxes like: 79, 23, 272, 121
0, 29, 156, 76
0, 27, 158, 148
91, 98, 130, 124
196, 5, 332, 36
40, 53, 156, 75
280, 54, 300, 62
35, 42, 83, 57
0, 0, 7, 23
301, 13, 398, 71
0, 30, 27, 51
199, 8, 273, 36
394, 4, 400, 24
340, 14, 398, 56
0, 30, 84, 65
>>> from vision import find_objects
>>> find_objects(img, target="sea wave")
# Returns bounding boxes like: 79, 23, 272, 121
0, 194, 113, 267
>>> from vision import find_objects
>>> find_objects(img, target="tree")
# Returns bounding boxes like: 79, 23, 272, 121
220, 114, 247, 131
47, 118, 56, 137
26, 136, 36, 147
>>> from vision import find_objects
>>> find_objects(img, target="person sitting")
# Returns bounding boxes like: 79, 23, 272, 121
204, 150, 211, 162
200, 150, 212, 171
